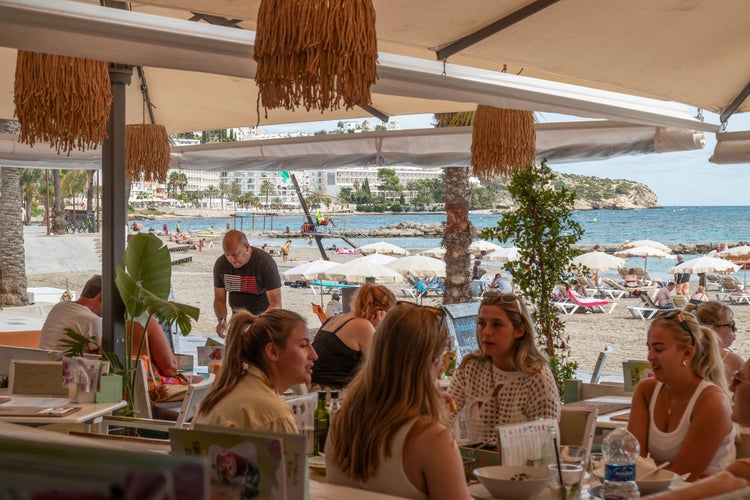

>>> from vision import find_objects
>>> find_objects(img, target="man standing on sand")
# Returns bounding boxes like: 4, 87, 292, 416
213, 230, 282, 337
39, 275, 103, 352
674, 255, 691, 296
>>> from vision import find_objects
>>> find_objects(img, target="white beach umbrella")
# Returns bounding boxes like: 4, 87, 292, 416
484, 246, 521, 263
668, 256, 739, 275
571, 251, 626, 272
622, 239, 672, 253
469, 240, 503, 254
615, 246, 676, 270
419, 247, 446, 259
324, 261, 405, 284
718, 245, 750, 262
348, 253, 398, 266
357, 241, 409, 256
282, 259, 340, 282
717, 245, 750, 282
385, 255, 446, 278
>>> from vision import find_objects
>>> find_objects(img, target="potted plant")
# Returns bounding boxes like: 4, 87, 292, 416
62, 233, 199, 414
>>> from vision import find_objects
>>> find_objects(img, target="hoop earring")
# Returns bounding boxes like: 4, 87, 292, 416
681, 359, 688, 367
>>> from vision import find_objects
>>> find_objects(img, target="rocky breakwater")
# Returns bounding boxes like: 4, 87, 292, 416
250, 221, 446, 240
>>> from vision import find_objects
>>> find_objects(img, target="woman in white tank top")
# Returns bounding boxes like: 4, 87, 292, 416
628, 310, 735, 481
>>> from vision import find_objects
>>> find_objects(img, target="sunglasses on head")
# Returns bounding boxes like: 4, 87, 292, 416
482, 293, 522, 311
396, 301, 446, 330
656, 309, 696, 346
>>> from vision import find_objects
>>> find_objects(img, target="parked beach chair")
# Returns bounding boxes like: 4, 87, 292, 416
672, 295, 689, 308
705, 274, 723, 291
719, 275, 745, 293
552, 286, 579, 315
565, 289, 617, 314
627, 305, 659, 320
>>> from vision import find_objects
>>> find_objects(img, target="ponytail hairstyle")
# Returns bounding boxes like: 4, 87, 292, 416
353, 283, 397, 322
650, 310, 727, 392
197, 309, 306, 416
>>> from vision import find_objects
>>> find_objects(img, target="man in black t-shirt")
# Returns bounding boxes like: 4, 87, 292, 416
213, 230, 282, 337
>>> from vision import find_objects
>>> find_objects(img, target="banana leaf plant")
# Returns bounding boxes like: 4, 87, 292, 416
61, 233, 199, 415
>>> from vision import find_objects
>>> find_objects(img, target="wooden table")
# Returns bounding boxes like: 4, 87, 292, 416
0, 395, 126, 432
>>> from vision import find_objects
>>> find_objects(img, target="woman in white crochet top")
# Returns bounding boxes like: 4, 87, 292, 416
444, 293, 561, 444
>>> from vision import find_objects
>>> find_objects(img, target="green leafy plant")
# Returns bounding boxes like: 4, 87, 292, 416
480, 160, 583, 397
61, 233, 199, 414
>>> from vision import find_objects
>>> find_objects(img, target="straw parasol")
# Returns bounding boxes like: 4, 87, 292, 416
718, 245, 750, 283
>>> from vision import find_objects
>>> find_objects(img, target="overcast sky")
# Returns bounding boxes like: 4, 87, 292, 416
262, 111, 750, 207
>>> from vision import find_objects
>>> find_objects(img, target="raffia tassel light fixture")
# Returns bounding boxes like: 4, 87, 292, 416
471, 105, 536, 180
125, 124, 171, 183
253, 0, 378, 115
14, 51, 112, 155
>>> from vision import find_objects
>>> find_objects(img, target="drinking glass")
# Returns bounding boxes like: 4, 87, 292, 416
559, 445, 587, 465
548, 463, 584, 500
588, 452, 605, 480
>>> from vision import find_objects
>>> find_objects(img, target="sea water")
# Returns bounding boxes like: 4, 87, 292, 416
151, 206, 750, 283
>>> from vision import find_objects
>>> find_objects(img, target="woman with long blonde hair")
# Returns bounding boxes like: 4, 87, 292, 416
311, 283, 396, 390
194, 309, 317, 433
443, 293, 560, 444
326, 302, 470, 499
628, 310, 735, 481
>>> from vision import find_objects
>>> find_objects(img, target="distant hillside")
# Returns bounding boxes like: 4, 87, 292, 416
494, 172, 658, 210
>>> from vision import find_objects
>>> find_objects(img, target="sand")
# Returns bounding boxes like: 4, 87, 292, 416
21, 232, 750, 377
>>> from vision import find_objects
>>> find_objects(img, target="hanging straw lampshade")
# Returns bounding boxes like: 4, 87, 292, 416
14, 51, 112, 154
253, 0, 378, 115
471, 105, 536, 180
126, 124, 171, 183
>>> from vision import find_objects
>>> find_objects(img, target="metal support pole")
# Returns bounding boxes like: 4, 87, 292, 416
101, 64, 132, 358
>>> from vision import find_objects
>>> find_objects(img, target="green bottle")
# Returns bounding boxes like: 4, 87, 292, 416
314, 391, 329, 455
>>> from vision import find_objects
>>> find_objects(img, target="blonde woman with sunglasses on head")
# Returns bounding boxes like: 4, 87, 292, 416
326, 302, 471, 500
443, 293, 561, 445
628, 310, 735, 481
686, 301, 744, 388
194, 309, 317, 433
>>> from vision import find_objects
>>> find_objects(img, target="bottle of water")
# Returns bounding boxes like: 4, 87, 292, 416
602, 428, 640, 499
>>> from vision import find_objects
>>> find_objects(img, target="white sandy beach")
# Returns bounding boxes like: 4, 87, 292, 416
14, 227, 750, 377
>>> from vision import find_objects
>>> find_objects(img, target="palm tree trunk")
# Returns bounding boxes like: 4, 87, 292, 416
52, 170, 66, 234
442, 166, 474, 304
0, 167, 29, 306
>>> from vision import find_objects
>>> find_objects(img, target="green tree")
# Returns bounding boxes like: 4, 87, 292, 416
480, 160, 583, 395
337, 186, 353, 205
205, 185, 218, 209
260, 179, 276, 208
228, 181, 242, 208
377, 168, 402, 201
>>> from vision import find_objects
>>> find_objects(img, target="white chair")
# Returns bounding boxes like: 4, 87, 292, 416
100, 373, 215, 435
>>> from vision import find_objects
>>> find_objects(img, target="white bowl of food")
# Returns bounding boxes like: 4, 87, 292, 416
473, 466, 548, 500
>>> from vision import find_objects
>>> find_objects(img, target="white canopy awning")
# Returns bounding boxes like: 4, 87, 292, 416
0, 121, 706, 171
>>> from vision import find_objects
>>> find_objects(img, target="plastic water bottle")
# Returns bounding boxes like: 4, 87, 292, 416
602, 428, 640, 499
